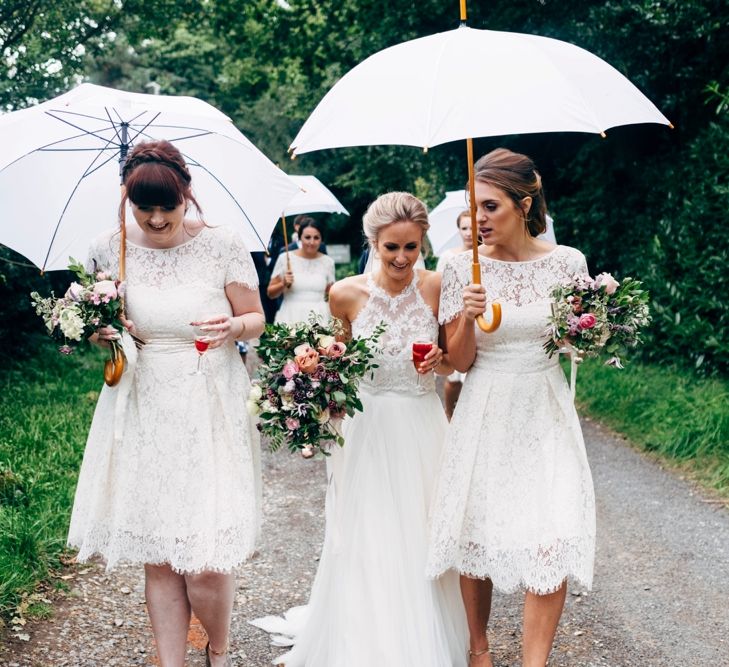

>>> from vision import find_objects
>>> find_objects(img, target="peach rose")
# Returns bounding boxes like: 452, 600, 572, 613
295, 347, 320, 374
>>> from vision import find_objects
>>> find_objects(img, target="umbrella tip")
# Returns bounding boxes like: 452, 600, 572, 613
291, 153, 297, 161
423, 146, 429, 154
669, 122, 675, 129
600, 131, 607, 139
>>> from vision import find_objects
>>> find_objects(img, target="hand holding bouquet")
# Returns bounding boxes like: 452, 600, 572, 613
30, 258, 130, 385
249, 315, 385, 458
544, 271, 651, 368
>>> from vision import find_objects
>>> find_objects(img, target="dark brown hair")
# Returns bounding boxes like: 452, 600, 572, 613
121, 140, 202, 217
472, 148, 547, 236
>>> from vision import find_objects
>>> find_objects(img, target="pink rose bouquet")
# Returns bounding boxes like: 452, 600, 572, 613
249, 315, 385, 457
544, 271, 651, 368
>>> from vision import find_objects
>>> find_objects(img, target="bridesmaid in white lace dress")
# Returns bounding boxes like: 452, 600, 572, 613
267, 219, 335, 324
271, 192, 467, 666
67, 141, 265, 667
426, 149, 596, 667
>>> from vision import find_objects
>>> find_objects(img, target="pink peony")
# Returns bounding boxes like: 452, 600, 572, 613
96, 271, 110, 281
301, 444, 315, 459
595, 272, 619, 295
325, 342, 347, 358
285, 417, 300, 431
92, 280, 118, 304
578, 313, 597, 329
282, 361, 299, 380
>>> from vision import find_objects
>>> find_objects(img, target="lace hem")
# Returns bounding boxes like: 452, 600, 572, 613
68, 524, 258, 574
426, 538, 594, 595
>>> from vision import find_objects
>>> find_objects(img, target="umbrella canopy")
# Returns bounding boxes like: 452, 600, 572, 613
0, 83, 299, 271
290, 25, 671, 155
283, 175, 349, 216
427, 190, 470, 255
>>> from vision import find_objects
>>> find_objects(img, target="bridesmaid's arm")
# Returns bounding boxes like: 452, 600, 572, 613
445, 283, 486, 373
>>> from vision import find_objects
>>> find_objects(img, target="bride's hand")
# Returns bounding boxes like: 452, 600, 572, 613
191, 314, 240, 350
462, 284, 487, 321
417, 344, 445, 374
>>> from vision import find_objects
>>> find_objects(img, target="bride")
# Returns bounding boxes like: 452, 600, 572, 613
254, 192, 467, 666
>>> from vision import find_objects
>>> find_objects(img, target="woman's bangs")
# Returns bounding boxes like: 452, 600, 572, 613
126, 162, 183, 208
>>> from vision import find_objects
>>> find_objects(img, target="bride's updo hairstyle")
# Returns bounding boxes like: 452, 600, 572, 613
473, 148, 547, 237
362, 192, 429, 249
121, 140, 202, 217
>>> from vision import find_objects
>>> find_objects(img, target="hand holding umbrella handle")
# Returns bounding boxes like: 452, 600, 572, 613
472, 261, 502, 333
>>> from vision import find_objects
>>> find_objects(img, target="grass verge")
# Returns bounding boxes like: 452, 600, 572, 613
574, 358, 729, 496
0, 338, 104, 620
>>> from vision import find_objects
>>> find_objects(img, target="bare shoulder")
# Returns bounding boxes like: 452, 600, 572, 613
329, 274, 367, 303
418, 269, 442, 298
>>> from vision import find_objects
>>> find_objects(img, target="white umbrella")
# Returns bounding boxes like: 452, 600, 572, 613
428, 190, 556, 255
427, 190, 470, 256
291, 26, 671, 154
277, 174, 349, 269
283, 175, 349, 216
0, 83, 299, 271
289, 19, 671, 332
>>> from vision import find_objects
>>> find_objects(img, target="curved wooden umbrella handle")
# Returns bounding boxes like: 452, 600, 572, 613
466, 138, 501, 334
476, 303, 502, 333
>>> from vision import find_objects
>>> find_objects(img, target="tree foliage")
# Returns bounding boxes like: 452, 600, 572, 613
1, 0, 728, 374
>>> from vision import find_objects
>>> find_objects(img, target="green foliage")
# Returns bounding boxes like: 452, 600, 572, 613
0, 341, 103, 617
575, 358, 729, 494
3, 0, 729, 376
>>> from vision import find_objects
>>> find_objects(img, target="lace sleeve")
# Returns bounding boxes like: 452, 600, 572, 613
438, 257, 469, 324
325, 256, 335, 284
222, 229, 258, 289
271, 253, 286, 280
572, 248, 589, 276
85, 229, 119, 276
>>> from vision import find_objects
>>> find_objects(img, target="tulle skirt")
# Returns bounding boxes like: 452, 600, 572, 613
272, 389, 467, 667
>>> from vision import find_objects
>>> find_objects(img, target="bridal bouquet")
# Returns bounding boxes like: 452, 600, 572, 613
544, 272, 651, 368
250, 316, 385, 458
30, 258, 128, 385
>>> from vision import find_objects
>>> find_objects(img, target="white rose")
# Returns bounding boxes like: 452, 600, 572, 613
316, 334, 336, 349
64, 282, 85, 302
246, 400, 261, 416
249, 385, 263, 401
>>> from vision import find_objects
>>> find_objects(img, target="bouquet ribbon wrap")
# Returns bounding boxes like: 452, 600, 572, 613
113, 330, 138, 447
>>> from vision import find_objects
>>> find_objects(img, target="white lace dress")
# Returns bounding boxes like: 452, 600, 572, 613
426, 246, 596, 594
67, 226, 261, 573
266, 271, 467, 667
272, 252, 335, 324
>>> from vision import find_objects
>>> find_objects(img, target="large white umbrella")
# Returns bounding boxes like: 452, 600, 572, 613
289, 19, 671, 331
291, 26, 671, 154
0, 83, 300, 272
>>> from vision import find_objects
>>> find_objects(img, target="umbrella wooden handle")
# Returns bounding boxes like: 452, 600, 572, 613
471, 260, 502, 334
476, 304, 502, 333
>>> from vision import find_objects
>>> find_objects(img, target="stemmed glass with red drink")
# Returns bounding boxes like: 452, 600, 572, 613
412, 339, 434, 385
191, 323, 210, 375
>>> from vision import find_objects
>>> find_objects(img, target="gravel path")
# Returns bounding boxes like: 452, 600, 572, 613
2, 393, 728, 666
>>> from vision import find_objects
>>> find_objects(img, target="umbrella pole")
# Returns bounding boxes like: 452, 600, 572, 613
119, 185, 127, 282
281, 214, 291, 271
467, 137, 501, 333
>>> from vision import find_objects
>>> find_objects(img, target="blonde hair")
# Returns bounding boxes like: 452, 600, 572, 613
362, 192, 429, 248
472, 148, 547, 236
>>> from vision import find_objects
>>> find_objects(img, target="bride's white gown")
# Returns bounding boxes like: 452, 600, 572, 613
253, 271, 467, 666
